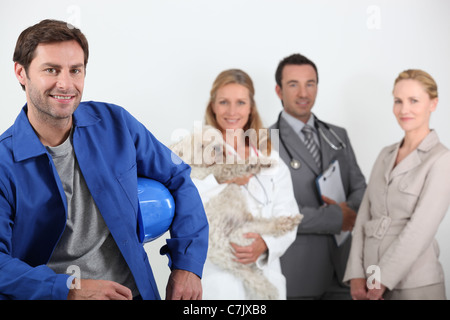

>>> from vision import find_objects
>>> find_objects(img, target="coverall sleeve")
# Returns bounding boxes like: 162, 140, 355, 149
124, 112, 209, 278
0, 184, 70, 300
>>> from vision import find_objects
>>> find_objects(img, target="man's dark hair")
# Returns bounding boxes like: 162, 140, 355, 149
13, 19, 89, 90
275, 53, 319, 87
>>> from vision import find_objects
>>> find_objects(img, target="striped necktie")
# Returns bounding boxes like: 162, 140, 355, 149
302, 125, 321, 169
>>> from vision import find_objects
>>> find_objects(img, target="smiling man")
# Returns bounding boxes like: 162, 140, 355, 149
0, 19, 208, 300
270, 53, 367, 300
15, 40, 84, 146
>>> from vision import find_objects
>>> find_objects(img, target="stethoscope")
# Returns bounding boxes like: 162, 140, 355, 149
244, 175, 270, 207
276, 112, 347, 170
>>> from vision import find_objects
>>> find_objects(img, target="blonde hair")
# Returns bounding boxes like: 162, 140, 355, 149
394, 69, 438, 99
205, 69, 271, 154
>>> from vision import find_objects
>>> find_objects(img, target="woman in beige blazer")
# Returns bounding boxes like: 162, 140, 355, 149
343, 69, 450, 300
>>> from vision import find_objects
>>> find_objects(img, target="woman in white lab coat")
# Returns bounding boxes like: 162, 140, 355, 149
196, 69, 301, 299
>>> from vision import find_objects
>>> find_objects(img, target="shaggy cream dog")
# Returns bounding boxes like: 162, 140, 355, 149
170, 126, 302, 299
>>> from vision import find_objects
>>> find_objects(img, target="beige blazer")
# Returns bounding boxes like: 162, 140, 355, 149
344, 130, 450, 290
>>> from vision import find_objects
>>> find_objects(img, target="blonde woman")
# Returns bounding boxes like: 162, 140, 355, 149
343, 69, 450, 300
195, 69, 301, 299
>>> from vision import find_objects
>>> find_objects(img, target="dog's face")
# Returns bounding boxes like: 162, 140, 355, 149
170, 126, 225, 166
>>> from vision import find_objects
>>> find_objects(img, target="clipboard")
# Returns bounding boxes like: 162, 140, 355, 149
315, 160, 349, 246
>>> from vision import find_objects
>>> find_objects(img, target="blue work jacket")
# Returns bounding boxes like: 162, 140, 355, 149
0, 101, 209, 300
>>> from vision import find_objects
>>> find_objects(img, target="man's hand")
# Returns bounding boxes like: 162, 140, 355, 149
322, 195, 356, 231
166, 269, 202, 300
67, 279, 133, 300
230, 233, 268, 265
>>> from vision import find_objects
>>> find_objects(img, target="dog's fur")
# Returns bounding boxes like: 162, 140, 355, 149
170, 126, 302, 299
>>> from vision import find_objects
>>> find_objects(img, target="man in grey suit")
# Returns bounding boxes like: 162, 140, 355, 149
270, 53, 366, 299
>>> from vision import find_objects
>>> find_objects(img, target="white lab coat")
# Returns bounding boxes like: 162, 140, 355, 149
194, 147, 301, 300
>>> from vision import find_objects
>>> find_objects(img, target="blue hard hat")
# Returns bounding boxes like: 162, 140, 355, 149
137, 177, 175, 243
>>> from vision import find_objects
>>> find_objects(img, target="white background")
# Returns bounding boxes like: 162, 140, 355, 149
1, 0, 449, 299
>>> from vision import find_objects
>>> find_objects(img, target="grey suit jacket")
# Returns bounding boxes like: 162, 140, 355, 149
270, 115, 366, 297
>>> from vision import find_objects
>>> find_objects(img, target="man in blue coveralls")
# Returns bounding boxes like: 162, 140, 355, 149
0, 19, 209, 300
